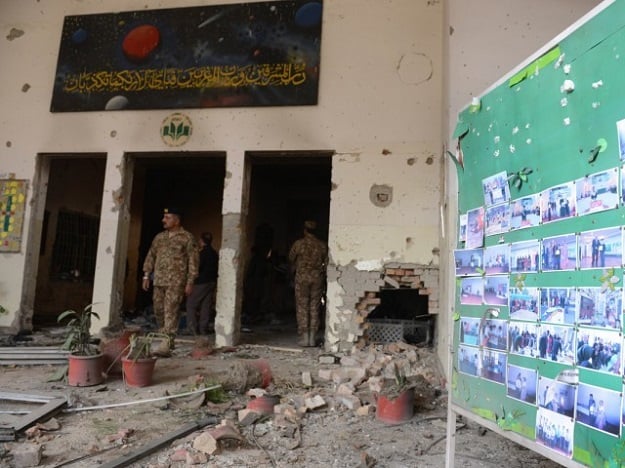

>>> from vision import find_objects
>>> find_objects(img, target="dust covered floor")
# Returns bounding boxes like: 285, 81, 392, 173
0, 327, 561, 468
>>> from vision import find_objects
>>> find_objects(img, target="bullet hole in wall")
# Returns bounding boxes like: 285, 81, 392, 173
407, 158, 416, 166
426, 156, 434, 165
22, 83, 30, 92
331, 182, 338, 191
370, 184, 393, 207
382, 149, 392, 155
6, 141, 11, 148
110, 130, 117, 137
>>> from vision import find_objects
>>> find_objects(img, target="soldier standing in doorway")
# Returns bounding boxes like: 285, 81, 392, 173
288, 220, 328, 347
142, 207, 199, 356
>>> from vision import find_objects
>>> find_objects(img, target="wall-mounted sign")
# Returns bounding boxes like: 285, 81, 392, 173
160, 113, 192, 147
0, 180, 28, 252
50, 1, 323, 112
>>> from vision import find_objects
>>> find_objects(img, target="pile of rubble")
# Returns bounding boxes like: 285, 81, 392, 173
0, 340, 446, 467
145, 342, 445, 466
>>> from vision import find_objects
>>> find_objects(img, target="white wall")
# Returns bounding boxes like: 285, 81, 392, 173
0, 0, 443, 334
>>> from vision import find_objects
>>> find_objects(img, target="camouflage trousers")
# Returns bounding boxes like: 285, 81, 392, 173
294, 274, 324, 335
152, 285, 185, 337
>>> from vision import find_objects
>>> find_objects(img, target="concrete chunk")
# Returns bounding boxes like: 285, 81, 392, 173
12, 443, 42, 467
193, 432, 220, 455
302, 371, 313, 387
304, 394, 326, 410
238, 408, 261, 426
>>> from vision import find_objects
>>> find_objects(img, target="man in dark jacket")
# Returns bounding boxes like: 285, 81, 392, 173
186, 232, 218, 335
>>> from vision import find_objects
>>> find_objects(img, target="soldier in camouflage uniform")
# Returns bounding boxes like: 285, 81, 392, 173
288, 220, 328, 347
142, 207, 199, 356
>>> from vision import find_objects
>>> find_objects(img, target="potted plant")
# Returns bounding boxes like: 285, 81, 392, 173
375, 363, 416, 425
120, 332, 168, 387
57, 303, 104, 387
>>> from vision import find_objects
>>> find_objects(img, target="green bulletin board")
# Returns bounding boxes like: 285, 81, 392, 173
450, 0, 625, 465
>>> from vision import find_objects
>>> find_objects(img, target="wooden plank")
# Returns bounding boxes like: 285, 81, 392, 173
0, 359, 67, 366
12, 397, 66, 433
0, 391, 59, 403
98, 416, 217, 468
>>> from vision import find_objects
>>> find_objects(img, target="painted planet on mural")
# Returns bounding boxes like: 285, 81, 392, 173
105, 95, 129, 110
122, 24, 160, 62
294, 2, 322, 28
71, 28, 88, 45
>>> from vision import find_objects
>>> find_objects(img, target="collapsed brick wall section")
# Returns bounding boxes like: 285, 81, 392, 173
328, 263, 439, 352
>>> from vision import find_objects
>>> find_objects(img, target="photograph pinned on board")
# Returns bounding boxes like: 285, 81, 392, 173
484, 244, 510, 275
482, 171, 511, 207
480, 349, 507, 384
537, 324, 575, 364
459, 213, 468, 243
577, 382, 621, 437
459, 277, 484, 305
509, 287, 539, 321
617, 117, 625, 161
484, 276, 509, 306
536, 407, 574, 458
539, 288, 576, 325
506, 364, 537, 405
537, 376, 576, 418
508, 321, 538, 357
485, 203, 511, 236
466, 206, 485, 249
541, 234, 577, 272
510, 239, 540, 273
459, 317, 481, 346
458, 344, 480, 377
454, 248, 484, 276
479, 318, 508, 351
622, 165, 625, 204
510, 194, 541, 230
576, 287, 622, 330
575, 168, 619, 215
579, 227, 622, 269
540, 182, 576, 224
576, 327, 622, 376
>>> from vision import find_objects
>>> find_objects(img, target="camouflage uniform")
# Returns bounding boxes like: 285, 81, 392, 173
288, 232, 328, 336
143, 229, 199, 336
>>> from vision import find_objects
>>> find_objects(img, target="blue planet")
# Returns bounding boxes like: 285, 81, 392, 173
295, 2, 322, 28
71, 28, 88, 45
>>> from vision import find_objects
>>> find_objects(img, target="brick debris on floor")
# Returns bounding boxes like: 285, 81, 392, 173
0, 335, 449, 467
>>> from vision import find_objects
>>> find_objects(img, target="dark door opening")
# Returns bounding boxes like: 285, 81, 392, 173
123, 154, 225, 318
33, 156, 106, 326
241, 152, 332, 339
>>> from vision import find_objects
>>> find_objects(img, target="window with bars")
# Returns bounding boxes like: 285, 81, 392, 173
51, 210, 100, 281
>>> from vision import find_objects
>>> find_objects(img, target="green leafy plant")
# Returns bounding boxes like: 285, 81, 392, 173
57, 304, 100, 356
507, 167, 533, 190
126, 332, 171, 360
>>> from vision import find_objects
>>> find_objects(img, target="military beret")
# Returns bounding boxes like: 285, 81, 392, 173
163, 207, 183, 217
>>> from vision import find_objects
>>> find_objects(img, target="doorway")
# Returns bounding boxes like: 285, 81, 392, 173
241, 151, 332, 341
31, 155, 107, 327
122, 153, 226, 318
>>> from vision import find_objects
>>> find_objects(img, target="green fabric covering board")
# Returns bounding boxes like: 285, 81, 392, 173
452, 1, 625, 465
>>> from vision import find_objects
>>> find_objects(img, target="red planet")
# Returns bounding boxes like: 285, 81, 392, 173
122, 24, 160, 62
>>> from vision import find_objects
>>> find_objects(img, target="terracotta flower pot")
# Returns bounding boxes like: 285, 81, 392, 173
100, 330, 134, 375
247, 394, 280, 415
249, 358, 272, 388
68, 353, 104, 387
122, 356, 157, 387
375, 387, 415, 425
